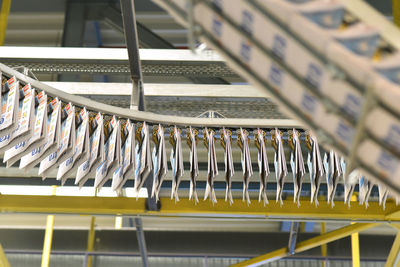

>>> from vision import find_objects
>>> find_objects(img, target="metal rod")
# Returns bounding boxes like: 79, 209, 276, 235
351, 195, 360, 267
41, 186, 57, 267
384, 231, 400, 267
0, 243, 10, 267
394, 0, 400, 27
134, 217, 149, 267
321, 222, 328, 267
231, 223, 379, 267
288, 222, 300, 255
86, 216, 96, 267
0, 0, 11, 46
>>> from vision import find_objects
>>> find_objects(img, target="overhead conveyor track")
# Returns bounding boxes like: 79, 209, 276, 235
153, 0, 400, 201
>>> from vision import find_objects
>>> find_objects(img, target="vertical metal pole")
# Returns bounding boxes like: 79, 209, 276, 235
41, 186, 57, 267
134, 217, 149, 267
351, 195, 360, 267
288, 221, 300, 255
0, 244, 10, 267
0, 0, 11, 46
393, 0, 400, 27
120, 0, 145, 111
321, 222, 327, 267
87, 216, 96, 267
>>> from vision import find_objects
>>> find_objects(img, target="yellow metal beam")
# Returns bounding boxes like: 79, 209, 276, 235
0, 195, 400, 221
394, 0, 400, 27
385, 231, 400, 267
41, 186, 57, 267
0, 0, 11, 46
0, 243, 10, 267
351, 228, 360, 267
351, 195, 360, 267
87, 216, 96, 267
41, 214, 54, 267
321, 222, 327, 267
231, 223, 379, 267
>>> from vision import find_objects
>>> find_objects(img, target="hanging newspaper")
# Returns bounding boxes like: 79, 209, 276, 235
170, 126, 184, 202
359, 176, 373, 208
238, 128, 253, 205
0, 77, 19, 136
343, 165, 359, 207
3, 91, 47, 167
75, 112, 104, 187
204, 128, 218, 204
134, 122, 152, 194
57, 108, 90, 185
289, 129, 305, 206
20, 97, 61, 170
272, 128, 287, 205
305, 133, 324, 206
378, 184, 389, 210
0, 83, 35, 152
221, 127, 234, 205
187, 127, 199, 203
324, 150, 342, 207
254, 128, 270, 206
39, 103, 75, 178
112, 119, 136, 193
95, 116, 121, 190
149, 124, 167, 200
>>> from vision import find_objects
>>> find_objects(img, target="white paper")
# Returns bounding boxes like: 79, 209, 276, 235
0, 77, 19, 135
170, 126, 184, 202
204, 128, 218, 204
290, 129, 305, 206
20, 97, 60, 170
188, 127, 199, 203
149, 124, 167, 200
95, 116, 121, 190
0, 84, 35, 153
324, 150, 342, 207
221, 127, 234, 205
12, 91, 48, 158
273, 128, 287, 205
306, 133, 324, 206
134, 122, 152, 194
76, 112, 104, 187
255, 128, 269, 206
57, 108, 89, 185
238, 128, 253, 205
39, 102, 75, 178
112, 119, 136, 192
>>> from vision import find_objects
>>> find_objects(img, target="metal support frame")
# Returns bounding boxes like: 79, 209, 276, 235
351, 195, 360, 267
351, 227, 360, 267
120, 0, 144, 110
0, 63, 289, 128
41, 186, 57, 267
321, 222, 328, 267
84, 216, 96, 267
0, 0, 11, 46
288, 222, 300, 255
394, 0, 400, 27
134, 217, 149, 267
0, 244, 10, 267
62, 0, 86, 47
101, 4, 228, 84
385, 232, 400, 267
231, 223, 379, 267
1, 195, 400, 222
